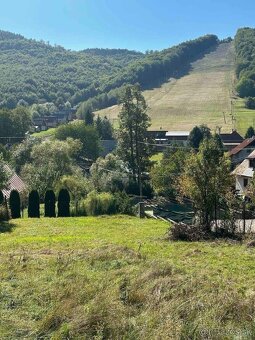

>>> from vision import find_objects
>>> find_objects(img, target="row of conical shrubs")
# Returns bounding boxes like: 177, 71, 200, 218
0, 189, 70, 218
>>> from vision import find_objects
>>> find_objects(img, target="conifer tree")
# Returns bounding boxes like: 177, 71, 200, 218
117, 84, 151, 194
58, 189, 70, 217
28, 190, 40, 218
44, 190, 56, 217
9, 190, 21, 218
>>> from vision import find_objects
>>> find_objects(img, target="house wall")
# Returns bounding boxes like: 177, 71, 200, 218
235, 176, 251, 195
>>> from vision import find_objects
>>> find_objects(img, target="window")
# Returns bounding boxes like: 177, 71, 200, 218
244, 178, 249, 188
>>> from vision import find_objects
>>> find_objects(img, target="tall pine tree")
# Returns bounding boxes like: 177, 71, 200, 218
117, 84, 151, 195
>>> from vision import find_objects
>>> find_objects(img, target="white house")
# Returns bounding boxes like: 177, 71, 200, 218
232, 150, 255, 195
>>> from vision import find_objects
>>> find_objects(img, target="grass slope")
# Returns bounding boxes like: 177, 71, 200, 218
98, 43, 239, 133
1, 216, 255, 338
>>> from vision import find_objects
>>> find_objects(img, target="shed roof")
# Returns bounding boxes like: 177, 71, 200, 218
229, 136, 255, 156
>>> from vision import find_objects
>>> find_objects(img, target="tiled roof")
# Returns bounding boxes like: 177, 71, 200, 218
2, 166, 26, 199
229, 136, 255, 156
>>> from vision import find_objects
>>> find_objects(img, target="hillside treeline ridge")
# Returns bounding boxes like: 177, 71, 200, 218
0, 30, 218, 114
78, 34, 219, 116
235, 28, 255, 98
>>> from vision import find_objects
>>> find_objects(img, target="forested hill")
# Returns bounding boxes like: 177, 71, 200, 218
235, 28, 255, 97
0, 30, 143, 109
0, 30, 218, 112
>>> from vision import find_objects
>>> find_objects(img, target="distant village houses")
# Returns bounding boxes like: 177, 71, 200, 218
32, 109, 76, 132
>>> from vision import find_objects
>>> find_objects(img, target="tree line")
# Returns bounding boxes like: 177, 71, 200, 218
0, 30, 218, 113
235, 28, 255, 99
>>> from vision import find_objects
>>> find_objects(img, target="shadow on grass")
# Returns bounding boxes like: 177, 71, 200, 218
0, 221, 16, 233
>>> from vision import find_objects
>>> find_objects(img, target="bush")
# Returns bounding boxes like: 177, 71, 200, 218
245, 97, 255, 109
167, 223, 208, 241
9, 190, 21, 219
44, 190, 56, 217
28, 190, 40, 218
84, 191, 117, 216
58, 189, 70, 217
0, 204, 10, 221
114, 192, 134, 215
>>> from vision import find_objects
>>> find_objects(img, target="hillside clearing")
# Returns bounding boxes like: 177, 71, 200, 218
97, 43, 244, 133
1, 216, 255, 338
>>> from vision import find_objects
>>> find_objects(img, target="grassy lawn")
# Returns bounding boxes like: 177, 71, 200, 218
150, 152, 163, 163
1, 216, 255, 338
235, 98, 255, 135
31, 128, 56, 138
97, 43, 236, 133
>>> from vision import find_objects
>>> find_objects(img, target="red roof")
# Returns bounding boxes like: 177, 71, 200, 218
229, 136, 255, 156
2, 166, 26, 199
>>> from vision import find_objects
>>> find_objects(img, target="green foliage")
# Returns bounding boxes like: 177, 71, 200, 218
83, 191, 117, 216
90, 154, 129, 193
0, 30, 218, 112
83, 107, 94, 125
0, 203, 9, 221
235, 28, 255, 97
0, 30, 143, 109
58, 189, 70, 217
95, 115, 114, 140
0, 107, 31, 141
188, 124, 211, 149
117, 84, 151, 187
21, 139, 81, 195
44, 190, 56, 218
28, 190, 40, 218
9, 190, 21, 219
11, 138, 39, 173
245, 97, 255, 109
151, 149, 188, 197
55, 121, 100, 160
0, 154, 9, 190
245, 126, 255, 139
179, 138, 233, 230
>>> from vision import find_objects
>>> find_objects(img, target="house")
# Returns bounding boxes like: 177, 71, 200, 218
32, 118, 47, 132
165, 131, 190, 144
232, 150, 255, 195
219, 130, 244, 151
2, 166, 26, 200
229, 136, 255, 167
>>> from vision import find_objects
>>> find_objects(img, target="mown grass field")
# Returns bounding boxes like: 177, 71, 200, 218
1, 216, 255, 339
98, 43, 255, 135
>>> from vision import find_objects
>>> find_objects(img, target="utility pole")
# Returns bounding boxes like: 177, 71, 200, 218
243, 198, 246, 235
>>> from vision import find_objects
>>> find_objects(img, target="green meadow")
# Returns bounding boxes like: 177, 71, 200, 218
1, 216, 255, 339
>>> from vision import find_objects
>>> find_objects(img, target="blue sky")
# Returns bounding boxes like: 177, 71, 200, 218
1, 0, 254, 51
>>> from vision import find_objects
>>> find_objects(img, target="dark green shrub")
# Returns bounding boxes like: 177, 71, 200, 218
114, 192, 134, 215
0, 191, 4, 205
58, 189, 70, 217
9, 190, 21, 219
44, 190, 56, 217
245, 97, 255, 109
125, 180, 153, 198
0, 199, 10, 221
28, 190, 40, 218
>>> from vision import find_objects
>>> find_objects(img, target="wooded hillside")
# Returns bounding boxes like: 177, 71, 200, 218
235, 28, 255, 97
0, 30, 218, 112
0, 30, 143, 109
